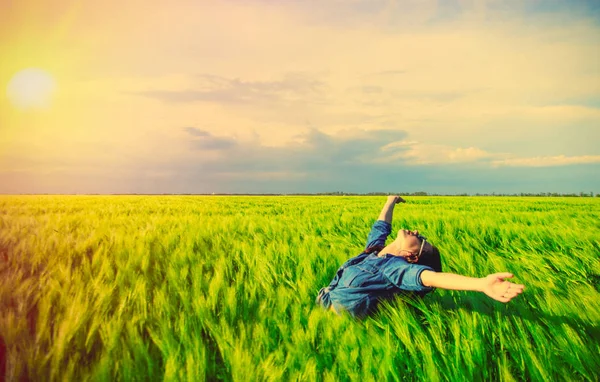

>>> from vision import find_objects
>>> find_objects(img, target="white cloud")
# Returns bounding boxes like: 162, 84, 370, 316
376, 140, 502, 165
492, 155, 600, 167
375, 140, 600, 168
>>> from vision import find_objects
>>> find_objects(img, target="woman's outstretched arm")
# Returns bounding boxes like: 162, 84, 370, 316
377, 195, 406, 223
420, 271, 525, 303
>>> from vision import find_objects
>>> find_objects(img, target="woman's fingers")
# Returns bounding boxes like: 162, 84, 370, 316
507, 283, 525, 294
485, 273, 525, 303
501, 286, 524, 300
492, 282, 525, 303
504, 290, 520, 298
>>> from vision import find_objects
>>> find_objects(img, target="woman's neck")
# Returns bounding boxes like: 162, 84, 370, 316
377, 241, 402, 257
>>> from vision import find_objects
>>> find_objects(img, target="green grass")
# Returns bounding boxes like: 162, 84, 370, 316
0, 195, 599, 381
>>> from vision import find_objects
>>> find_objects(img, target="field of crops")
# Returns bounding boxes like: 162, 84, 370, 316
0, 195, 599, 381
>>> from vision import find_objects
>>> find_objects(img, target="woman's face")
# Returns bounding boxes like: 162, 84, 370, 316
396, 229, 430, 258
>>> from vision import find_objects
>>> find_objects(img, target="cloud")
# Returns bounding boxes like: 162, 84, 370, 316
183, 127, 210, 137
376, 140, 503, 165
3, 126, 599, 194
492, 155, 600, 167
286, 0, 600, 30
177, 126, 409, 176
184, 128, 238, 150
3, 0, 600, 195
179, 127, 598, 177
101, 2, 599, 152
375, 140, 600, 168
133, 73, 324, 105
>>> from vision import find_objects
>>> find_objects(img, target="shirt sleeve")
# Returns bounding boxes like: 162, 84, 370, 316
365, 220, 391, 249
382, 259, 434, 292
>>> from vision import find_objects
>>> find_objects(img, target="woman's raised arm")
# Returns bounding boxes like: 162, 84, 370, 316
377, 195, 406, 223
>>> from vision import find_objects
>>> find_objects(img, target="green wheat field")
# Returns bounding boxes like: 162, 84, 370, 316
0, 195, 599, 381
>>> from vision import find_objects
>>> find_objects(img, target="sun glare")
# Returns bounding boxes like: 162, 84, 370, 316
6, 68, 57, 110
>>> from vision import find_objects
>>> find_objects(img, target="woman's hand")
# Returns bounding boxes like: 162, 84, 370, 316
387, 195, 406, 204
480, 273, 525, 303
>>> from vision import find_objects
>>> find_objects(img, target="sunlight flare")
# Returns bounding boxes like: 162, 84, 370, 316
6, 68, 57, 110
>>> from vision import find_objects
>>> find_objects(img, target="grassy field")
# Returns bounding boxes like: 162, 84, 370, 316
0, 195, 599, 381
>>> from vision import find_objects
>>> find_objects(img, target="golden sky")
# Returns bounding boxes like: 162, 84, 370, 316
1, 0, 599, 193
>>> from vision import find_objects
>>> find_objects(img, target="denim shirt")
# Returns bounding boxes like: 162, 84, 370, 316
316, 220, 434, 318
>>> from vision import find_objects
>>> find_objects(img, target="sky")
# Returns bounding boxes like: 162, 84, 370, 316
1, 0, 599, 194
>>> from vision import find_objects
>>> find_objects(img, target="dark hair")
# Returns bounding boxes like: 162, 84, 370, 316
417, 244, 442, 273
